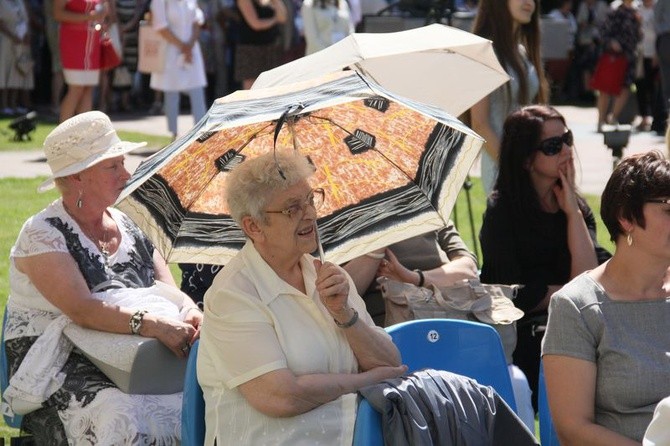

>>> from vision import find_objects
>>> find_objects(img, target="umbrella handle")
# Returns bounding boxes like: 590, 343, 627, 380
315, 223, 325, 263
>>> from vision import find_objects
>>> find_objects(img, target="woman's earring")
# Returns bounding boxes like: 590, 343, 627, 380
626, 232, 633, 247
76, 190, 83, 209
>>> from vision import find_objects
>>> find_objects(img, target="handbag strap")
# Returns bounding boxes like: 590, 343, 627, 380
430, 284, 451, 309
467, 279, 489, 298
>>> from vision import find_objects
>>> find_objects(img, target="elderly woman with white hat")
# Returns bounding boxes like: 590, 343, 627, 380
3, 111, 202, 444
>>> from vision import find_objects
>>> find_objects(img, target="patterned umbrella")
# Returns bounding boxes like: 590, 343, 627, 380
116, 71, 483, 266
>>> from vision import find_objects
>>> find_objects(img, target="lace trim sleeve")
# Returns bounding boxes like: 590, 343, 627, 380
12, 215, 68, 258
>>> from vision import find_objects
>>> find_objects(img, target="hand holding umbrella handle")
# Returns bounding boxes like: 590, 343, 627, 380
314, 260, 351, 316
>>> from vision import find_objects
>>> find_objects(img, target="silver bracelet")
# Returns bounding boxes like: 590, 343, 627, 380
180, 306, 203, 319
334, 309, 359, 329
129, 310, 148, 335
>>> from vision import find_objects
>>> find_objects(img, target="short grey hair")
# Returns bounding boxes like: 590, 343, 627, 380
226, 151, 316, 224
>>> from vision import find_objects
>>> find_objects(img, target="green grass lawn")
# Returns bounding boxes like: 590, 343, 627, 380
0, 117, 171, 152
0, 174, 612, 441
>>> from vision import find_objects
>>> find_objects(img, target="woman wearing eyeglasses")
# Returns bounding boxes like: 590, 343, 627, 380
542, 151, 670, 444
479, 104, 611, 413
197, 152, 404, 445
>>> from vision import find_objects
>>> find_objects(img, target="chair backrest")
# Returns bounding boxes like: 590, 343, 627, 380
1, 310, 23, 429
538, 361, 560, 446
388, 319, 516, 408
181, 339, 205, 446
352, 318, 517, 445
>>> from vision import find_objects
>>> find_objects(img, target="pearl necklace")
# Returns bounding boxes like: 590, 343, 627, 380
98, 230, 111, 267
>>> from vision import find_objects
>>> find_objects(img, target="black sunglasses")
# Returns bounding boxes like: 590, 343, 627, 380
536, 130, 573, 156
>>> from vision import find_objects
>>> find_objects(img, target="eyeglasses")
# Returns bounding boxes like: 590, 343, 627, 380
264, 188, 325, 219
646, 198, 670, 205
536, 130, 573, 156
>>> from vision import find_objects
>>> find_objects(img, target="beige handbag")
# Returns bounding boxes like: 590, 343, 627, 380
380, 278, 524, 363
64, 281, 191, 395
138, 19, 167, 73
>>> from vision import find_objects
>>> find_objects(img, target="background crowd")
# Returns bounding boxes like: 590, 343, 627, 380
1, 0, 669, 444
1, 0, 668, 136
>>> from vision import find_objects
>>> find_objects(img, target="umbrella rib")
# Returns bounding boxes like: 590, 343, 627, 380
352, 69, 377, 91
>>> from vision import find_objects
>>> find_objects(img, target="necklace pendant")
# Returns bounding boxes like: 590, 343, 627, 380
101, 247, 110, 267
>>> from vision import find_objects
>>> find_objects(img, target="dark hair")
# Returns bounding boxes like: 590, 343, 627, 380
600, 151, 670, 242
494, 105, 567, 214
472, 0, 548, 105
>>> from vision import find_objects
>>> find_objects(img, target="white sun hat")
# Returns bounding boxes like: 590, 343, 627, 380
38, 111, 147, 192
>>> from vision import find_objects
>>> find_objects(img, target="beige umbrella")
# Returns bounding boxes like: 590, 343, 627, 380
253, 23, 509, 117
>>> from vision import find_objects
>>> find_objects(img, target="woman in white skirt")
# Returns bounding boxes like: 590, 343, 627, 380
150, 0, 208, 140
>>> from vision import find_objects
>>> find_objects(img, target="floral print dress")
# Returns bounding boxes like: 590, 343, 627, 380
4, 199, 181, 445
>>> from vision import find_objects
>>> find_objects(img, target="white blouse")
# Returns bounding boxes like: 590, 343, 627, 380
301, 0, 354, 55
198, 241, 389, 445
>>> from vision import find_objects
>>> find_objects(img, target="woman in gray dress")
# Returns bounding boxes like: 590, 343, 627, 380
542, 151, 670, 444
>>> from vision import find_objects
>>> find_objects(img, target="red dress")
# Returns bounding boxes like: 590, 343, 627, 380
59, 0, 103, 84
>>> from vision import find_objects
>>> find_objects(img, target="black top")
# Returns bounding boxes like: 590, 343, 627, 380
179, 263, 223, 305
236, 0, 280, 45
479, 196, 611, 317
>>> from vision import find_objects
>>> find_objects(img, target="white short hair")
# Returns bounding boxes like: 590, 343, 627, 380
225, 151, 315, 224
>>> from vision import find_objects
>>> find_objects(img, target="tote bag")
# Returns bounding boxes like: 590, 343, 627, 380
380, 278, 524, 364
138, 20, 167, 74
589, 52, 628, 96
64, 326, 186, 394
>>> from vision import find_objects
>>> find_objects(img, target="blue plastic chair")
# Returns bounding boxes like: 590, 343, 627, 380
353, 319, 518, 445
539, 361, 560, 446
181, 339, 205, 446
1, 311, 23, 429
352, 398, 384, 446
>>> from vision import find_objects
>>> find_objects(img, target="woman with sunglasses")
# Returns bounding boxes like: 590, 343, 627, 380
479, 104, 611, 413
197, 152, 404, 445
543, 151, 670, 444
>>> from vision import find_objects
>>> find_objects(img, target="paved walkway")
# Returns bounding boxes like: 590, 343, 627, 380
0, 106, 666, 195
0, 113, 181, 181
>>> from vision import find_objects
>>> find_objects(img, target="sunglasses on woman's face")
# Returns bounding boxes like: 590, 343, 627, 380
536, 130, 573, 156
